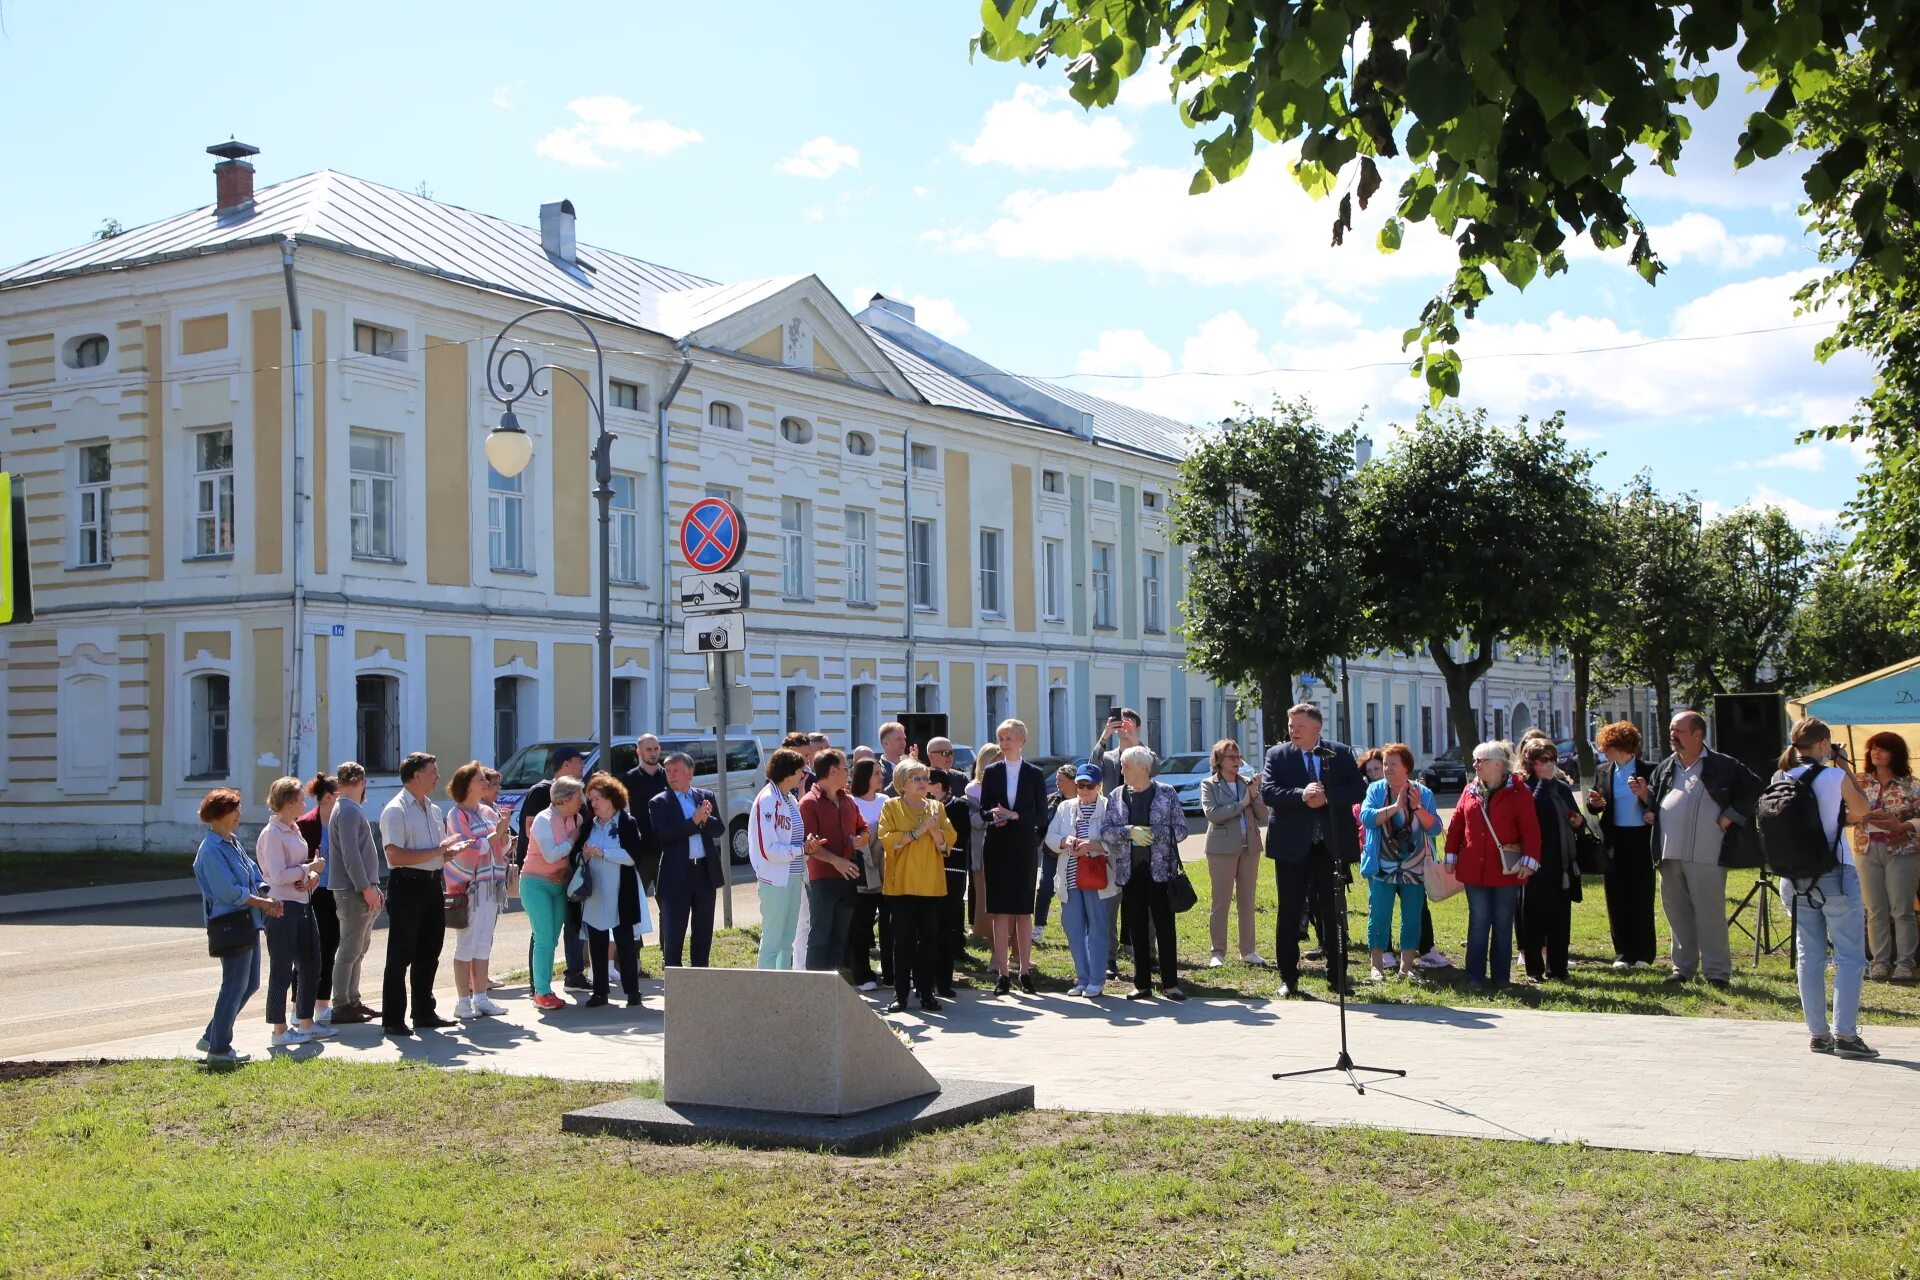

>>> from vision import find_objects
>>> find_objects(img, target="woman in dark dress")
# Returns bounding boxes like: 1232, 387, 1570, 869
1587, 720, 1657, 968
1518, 737, 1585, 981
980, 718, 1048, 995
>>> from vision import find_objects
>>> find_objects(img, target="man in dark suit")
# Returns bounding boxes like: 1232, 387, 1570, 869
514, 745, 588, 988
648, 751, 728, 967
1261, 702, 1365, 996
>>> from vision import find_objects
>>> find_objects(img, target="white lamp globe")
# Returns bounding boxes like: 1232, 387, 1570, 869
485, 413, 534, 477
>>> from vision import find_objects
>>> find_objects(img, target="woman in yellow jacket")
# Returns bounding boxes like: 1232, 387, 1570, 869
879, 760, 957, 1015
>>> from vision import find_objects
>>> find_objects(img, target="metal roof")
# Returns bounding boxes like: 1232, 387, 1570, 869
1016, 376, 1194, 462
0, 170, 718, 337
861, 327, 1043, 426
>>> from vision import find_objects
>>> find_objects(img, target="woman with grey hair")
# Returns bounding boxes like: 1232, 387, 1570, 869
1100, 744, 1192, 1000
1444, 741, 1542, 991
524, 774, 586, 1010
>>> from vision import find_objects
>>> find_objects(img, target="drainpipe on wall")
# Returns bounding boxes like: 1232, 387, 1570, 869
903, 426, 916, 716
654, 341, 693, 730
281, 236, 309, 776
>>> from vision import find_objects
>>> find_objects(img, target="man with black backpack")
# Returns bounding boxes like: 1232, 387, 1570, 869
1758, 716, 1876, 1058
1645, 711, 1763, 991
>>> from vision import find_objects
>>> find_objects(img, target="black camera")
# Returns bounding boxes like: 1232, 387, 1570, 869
695, 625, 732, 652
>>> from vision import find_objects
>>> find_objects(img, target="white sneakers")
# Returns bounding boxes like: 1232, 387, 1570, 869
456, 995, 507, 1019
271, 1027, 310, 1047
1241, 952, 1267, 967
314, 1005, 334, 1025
1415, 950, 1451, 969
1207, 954, 1226, 969
302, 1021, 337, 1040
1369, 966, 1388, 983
1067, 984, 1085, 996
856, 980, 879, 992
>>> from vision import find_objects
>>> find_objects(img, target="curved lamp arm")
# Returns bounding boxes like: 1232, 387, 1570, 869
484, 306, 608, 476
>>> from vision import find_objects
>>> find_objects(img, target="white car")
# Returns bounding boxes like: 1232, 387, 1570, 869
1156, 752, 1259, 815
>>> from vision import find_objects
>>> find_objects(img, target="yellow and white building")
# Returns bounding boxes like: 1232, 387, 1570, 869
0, 146, 1244, 851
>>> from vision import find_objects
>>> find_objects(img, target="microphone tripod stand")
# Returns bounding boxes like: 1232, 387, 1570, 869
1272, 856, 1406, 1096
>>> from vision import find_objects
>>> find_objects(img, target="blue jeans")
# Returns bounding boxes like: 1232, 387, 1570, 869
1463, 884, 1520, 987
1060, 887, 1111, 989
205, 935, 261, 1054
757, 879, 804, 969
1367, 878, 1425, 954
1781, 863, 1867, 1038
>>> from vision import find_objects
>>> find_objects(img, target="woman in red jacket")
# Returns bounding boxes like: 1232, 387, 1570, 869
1445, 741, 1542, 991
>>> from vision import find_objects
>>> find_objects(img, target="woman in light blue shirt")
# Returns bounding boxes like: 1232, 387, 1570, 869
577, 773, 651, 1007
1359, 744, 1440, 980
191, 787, 283, 1065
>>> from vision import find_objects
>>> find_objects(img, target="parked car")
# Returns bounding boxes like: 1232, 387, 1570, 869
1154, 751, 1258, 816
1420, 745, 1470, 792
496, 735, 765, 862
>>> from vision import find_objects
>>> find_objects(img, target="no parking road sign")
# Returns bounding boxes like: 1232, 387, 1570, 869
679, 497, 748, 573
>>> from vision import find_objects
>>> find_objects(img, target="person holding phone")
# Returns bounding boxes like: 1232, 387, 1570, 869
524, 776, 586, 1009
445, 760, 512, 1018
1587, 721, 1658, 969
1359, 745, 1438, 981
575, 773, 650, 1007
256, 776, 333, 1047
378, 751, 468, 1037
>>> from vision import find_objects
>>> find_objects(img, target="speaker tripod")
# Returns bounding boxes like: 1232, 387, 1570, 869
1272, 860, 1406, 1096
1728, 870, 1788, 965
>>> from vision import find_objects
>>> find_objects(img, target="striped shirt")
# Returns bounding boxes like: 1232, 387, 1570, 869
782, 790, 808, 877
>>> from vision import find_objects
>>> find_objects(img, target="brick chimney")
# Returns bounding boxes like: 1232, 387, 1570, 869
207, 139, 260, 218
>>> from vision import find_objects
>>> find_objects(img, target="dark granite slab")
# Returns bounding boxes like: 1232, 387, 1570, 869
561, 1077, 1034, 1155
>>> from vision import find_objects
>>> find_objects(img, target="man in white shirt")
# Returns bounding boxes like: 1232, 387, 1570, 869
378, 751, 464, 1037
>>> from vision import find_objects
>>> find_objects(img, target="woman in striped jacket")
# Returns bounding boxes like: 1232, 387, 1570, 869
444, 761, 512, 1018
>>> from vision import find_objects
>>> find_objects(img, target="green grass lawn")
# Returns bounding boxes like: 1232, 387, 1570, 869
0, 849, 196, 896
3, 1059, 1914, 1279
687, 863, 1920, 1027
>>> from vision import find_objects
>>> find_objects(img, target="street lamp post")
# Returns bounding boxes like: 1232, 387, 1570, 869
485, 306, 615, 771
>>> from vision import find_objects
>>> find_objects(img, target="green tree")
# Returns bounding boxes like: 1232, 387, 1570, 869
1351, 407, 1596, 751
1777, 561, 1920, 697
1515, 473, 1614, 779
974, 1, 1917, 402
1169, 398, 1364, 742
1693, 506, 1818, 695
1608, 473, 1716, 731
1794, 51, 1920, 608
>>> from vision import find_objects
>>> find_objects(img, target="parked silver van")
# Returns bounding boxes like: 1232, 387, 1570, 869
496, 735, 764, 862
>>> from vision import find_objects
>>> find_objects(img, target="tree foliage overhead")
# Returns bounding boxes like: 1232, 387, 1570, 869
1694, 506, 1820, 695
1606, 472, 1718, 731
1795, 49, 1920, 607
1777, 560, 1920, 697
1169, 398, 1364, 740
975, 0, 1919, 403
1350, 407, 1597, 751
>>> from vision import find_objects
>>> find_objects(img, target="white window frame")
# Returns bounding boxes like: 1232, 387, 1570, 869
708, 400, 742, 431
348, 428, 400, 561
189, 428, 235, 559
1041, 538, 1064, 622
978, 527, 1004, 618
845, 430, 877, 458
609, 379, 647, 412
1041, 468, 1065, 495
488, 464, 529, 573
609, 471, 644, 586
1092, 478, 1117, 505
910, 518, 937, 611
1142, 551, 1164, 633
845, 508, 874, 605
985, 683, 1010, 732
1091, 542, 1115, 629
64, 333, 110, 370
74, 442, 111, 568
910, 442, 938, 472
780, 497, 811, 599
352, 321, 401, 360
355, 671, 404, 776
779, 415, 814, 445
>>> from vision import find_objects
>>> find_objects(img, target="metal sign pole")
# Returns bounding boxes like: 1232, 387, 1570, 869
714, 651, 734, 928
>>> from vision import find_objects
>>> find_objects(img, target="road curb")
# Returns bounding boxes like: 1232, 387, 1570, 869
0, 878, 201, 918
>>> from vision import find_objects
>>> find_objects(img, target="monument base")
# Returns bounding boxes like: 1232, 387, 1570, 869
562, 1077, 1033, 1155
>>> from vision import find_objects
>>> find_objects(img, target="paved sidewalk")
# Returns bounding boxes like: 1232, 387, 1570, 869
28, 973, 1920, 1169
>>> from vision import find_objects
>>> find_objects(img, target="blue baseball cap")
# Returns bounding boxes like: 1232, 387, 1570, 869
1074, 762, 1102, 785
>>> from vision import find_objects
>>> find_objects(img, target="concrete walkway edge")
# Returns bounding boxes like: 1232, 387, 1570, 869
0, 878, 202, 918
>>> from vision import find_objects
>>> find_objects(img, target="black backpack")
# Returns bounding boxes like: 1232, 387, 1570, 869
1755, 762, 1843, 884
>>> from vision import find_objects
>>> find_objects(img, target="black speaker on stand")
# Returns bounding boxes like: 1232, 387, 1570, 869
1715, 693, 1791, 964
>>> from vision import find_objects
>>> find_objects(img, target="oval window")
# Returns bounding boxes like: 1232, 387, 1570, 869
845, 430, 875, 457
63, 333, 109, 369
779, 416, 814, 445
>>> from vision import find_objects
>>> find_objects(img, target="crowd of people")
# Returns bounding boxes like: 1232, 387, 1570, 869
189, 700, 1920, 1066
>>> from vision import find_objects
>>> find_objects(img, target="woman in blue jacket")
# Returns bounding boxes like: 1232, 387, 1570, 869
1359, 744, 1441, 981
192, 787, 282, 1065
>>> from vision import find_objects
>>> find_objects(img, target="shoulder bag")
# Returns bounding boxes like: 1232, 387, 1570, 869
206, 909, 256, 957
1480, 789, 1528, 876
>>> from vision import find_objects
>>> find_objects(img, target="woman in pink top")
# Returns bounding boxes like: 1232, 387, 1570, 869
445, 761, 513, 1018
524, 775, 585, 1010
255, 775, 333, 1047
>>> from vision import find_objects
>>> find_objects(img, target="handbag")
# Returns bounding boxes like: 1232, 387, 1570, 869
1165, 865, 1198, 913
443, 890, 470, 930
1422, 856, 1463, 902
206, 908, 256, 957
1575, 822, 1609, 876
1477, 788, 1529, 876
567, 855, 595, 904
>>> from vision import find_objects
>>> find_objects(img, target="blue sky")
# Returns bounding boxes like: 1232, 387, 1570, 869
0, 2, 1872, 526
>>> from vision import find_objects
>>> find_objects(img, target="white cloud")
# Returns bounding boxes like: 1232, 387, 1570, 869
535, 96, 703, 168
1115, 62, 1176, 109
1726, 446, 1828, 473
490, 81, 523, 110
931, 145, 1455, 290
1711, 485, 1843, 532
1283, 294, 1363, 332
1569, 211, 1790, 271
1077, 329, 1174, 380
954, 84, 1135, 172
902, 295, 970, 340
776, 136, 859, 179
